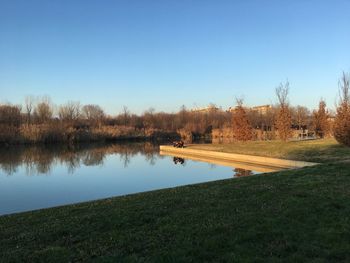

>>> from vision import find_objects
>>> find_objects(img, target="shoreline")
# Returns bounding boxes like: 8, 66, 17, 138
1, 161, 349, 262
160, 145, 319, 170
1, 139, 350, 261
0, 134, 179, 146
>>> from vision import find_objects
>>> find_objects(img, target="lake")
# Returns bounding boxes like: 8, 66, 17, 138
0, 142, 259, 216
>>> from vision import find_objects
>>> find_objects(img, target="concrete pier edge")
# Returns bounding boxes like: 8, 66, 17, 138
159, 145, 319, 170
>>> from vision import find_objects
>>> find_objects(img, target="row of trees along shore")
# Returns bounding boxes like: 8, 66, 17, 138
0, 72, 349, 146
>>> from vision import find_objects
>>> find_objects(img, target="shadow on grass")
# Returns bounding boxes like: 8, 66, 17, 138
286, 142, 350, 163
1, 161, 350, 262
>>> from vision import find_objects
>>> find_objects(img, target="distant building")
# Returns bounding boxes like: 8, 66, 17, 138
227, 106, 248, 113
191, 105, 219, 113
328, 115, 336, 122
227, 104, 272, 114
227, 106, 236, 113
251, 105, 272, 115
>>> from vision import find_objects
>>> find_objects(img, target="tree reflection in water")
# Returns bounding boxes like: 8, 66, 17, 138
173, 157, 185, 165
233, 168, 254, 177
0, 142, 160, 176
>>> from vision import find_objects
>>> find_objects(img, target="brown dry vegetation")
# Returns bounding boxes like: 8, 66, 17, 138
2, 71, 349, 145
1, 124, 176, 144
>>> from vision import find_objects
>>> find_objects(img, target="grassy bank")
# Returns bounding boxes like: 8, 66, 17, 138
1, 139, 350, 262
189, 138, 350, 163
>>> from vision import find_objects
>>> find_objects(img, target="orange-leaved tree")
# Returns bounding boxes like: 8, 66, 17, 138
232, 99, 253, 141
334, 72, 350, 146
313, 99, 330, 138
275, 81, 292, 142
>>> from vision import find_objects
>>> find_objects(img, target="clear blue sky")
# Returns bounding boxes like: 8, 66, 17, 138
1, 0, 349, 114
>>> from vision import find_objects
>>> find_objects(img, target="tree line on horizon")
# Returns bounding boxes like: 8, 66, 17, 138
0, 142, 160, 176
0, 71, 349, 146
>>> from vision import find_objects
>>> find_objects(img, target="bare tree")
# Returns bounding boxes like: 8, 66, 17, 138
82, 104, 104, 121
263, 106, 277, 137
180, 105, 187, 121
275, 81, 292, 141
0, 104, 22, 142
34, 97, 53, 124
276, 82, 290, 107
122, 106, 130, 126
143, 107, 155, 130
58, 101, 81, 121
82, 104, 105, 127
293, 105, 310, 131
334, 72, 350, 146
0, 104, 22, 127
338, 72, 350, 105
24, 96, 35, 125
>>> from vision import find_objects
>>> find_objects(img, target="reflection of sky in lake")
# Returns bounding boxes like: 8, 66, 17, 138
0, 144, 258, 216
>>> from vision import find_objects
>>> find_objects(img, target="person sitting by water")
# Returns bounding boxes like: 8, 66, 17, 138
172, 140, 184, 148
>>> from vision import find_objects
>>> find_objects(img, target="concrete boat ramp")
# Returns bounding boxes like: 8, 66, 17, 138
159, 145, 318, 173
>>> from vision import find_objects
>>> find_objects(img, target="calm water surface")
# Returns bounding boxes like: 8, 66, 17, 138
0, 142, 258, 216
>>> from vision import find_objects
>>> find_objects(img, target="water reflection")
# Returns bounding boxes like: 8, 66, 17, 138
0, 142, 263, 215
173, 157, 185, 165
233, 168, 254, 177
0, 142, 160, 176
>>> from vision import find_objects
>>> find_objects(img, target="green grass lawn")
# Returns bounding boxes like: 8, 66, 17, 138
189, 138, 350, 163
1, 139, 350, 262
